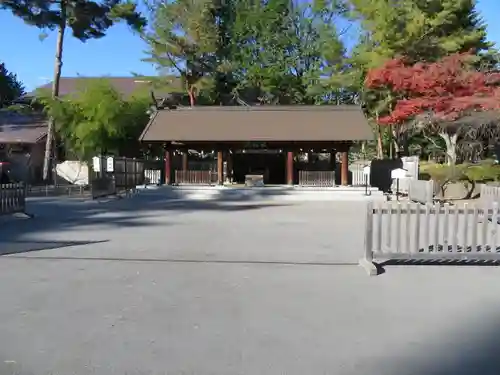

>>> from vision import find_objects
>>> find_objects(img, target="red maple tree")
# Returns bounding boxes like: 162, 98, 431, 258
365, 53, 500, 125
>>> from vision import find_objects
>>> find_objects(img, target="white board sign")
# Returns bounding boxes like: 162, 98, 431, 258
106, 157, 114, 172
92, 156, 101, 172
363, 165, 371, 175
391, 168, 407, 179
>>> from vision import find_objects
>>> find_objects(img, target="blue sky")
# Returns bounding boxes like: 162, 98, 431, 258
1, 0, 499, 91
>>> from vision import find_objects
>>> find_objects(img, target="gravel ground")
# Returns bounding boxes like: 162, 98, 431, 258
1, 189, 500, 375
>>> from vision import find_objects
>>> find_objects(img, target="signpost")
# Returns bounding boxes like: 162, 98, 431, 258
363, 165, 371, 196
391, 168, 407, 201
92, 156, 101, 173
106, 157, 114, 172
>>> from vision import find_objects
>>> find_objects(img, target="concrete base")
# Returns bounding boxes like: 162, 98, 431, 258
148, 185, 386, 202
358, 258, 380, 276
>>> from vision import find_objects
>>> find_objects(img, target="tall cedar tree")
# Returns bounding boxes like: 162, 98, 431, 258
0, 0, 146, 180
233, 0, 346, 104
0, 62, 25, 107
145, 0, 347, 105
348, 0, 493, 158
365, 53, 500, 165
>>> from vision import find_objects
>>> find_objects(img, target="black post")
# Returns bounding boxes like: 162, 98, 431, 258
396, 178, 400, 201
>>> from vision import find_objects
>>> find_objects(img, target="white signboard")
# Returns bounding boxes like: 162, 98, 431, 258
363, 165, 371, 175
106, 157, 114, 172
92, 156, 101, 172
391, 168, 407, 179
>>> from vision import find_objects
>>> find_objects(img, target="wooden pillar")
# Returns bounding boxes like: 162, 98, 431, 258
182, 151, 188, 171
164, 148, 172, 185
286, 151, 294, 185
217, 150, 224, 185
226, 151, 233, 183
340, 148, 349, 186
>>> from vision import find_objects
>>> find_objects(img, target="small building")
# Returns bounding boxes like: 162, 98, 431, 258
139, 105, 372, 186
0, 110, 48, 182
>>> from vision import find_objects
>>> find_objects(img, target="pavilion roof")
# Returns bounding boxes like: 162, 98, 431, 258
139, 105, 373, 142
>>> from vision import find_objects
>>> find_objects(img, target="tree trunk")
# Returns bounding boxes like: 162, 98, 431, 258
392, 128, 401, 158
188, 88, 196, 107
439, 132, 458, 166
375, 111, 383, 159
42, 4, 66, 182
388, 124, 393, 159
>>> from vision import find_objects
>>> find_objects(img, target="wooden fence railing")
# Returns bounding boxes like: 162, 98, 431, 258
175, 170, 217, 185
408, 179, 434, 204
360, 201, 500, 275
298, 171, 335, 187
1, 183, 27, 216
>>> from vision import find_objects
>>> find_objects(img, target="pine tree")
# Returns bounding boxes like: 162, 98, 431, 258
144, 0, 219, 106
0, 63, 24, 108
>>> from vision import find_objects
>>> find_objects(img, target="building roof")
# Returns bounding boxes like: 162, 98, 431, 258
29, 76, 183, 97
0, 111, 47, 144
139, 105, 373, 142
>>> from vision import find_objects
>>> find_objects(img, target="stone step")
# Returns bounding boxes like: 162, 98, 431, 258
152, 185, 385, 202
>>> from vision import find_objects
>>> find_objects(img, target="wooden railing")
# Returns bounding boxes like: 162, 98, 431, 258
360, 201, 500, 275
298, 171, 335, 187
408, 179, 434, 204
175, 170, 217, 185
1, 183, 26, 215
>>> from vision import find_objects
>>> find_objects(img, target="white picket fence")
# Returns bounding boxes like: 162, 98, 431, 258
349, 163, 370, 186
144, 169, 161, 185
391, 156, 419, 194
408, 179, 434, 204
481, 184, 500, 206
360, 201, 500, 275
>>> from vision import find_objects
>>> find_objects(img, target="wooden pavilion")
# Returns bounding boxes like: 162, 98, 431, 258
139, 105, 373, 186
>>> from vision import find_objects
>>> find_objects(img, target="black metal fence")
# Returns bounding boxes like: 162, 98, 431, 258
0, 183, 26, 215
90, 156, 151, 199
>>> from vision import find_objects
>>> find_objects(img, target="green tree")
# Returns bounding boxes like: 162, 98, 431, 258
0, 0, 146, 180
38, 79, 151, 160
0, 62, 24, 107
144, 0, 219, 106
232, 0, 347, 104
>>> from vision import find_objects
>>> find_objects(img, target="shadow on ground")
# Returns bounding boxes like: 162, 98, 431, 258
380, 315, 500, 375
0, 240, 109, 256
0, 188, 290, 255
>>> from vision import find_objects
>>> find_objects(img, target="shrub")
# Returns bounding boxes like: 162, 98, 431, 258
420, 160, 500, 198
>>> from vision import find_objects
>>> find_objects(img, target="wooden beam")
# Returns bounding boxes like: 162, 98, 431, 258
286, 151, 294, 185
164, 148, 172, 185
182, 152, 188, 171
217, 150, 224, 185
340, 149, 349, 186
226, 151, 233, 183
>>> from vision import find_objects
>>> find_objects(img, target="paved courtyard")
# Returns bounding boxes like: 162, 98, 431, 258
1, 189, 500, 375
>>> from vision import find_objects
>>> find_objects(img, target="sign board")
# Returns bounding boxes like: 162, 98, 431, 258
106, 157, 114, 172
363, 165, 371, 175
391, 168, 407, 179
92, 156, 101, 172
